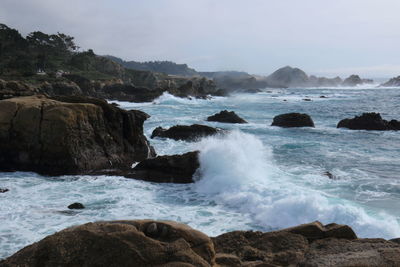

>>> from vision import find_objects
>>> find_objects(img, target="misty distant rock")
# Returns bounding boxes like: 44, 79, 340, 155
266, 66, 309, 88
380, 76, 400, 87
342, 75, 373, 86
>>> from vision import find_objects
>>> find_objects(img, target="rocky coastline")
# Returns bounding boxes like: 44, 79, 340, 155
2, 220, 400, 266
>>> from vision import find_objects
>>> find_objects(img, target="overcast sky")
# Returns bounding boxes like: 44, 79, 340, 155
1, 0, 400, 77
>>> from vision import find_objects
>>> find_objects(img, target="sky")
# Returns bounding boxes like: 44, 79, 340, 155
1, 0, 400, 78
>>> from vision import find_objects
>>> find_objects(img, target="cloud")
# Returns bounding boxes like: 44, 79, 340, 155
1, 0, 400, 76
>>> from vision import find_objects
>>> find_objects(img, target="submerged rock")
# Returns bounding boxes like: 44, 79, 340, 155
2, 220, 215, 267
151, 124, 220, 141
337, 113, 400, 131
67, 203, 85, 209
125, 151, 200, 183
0, 95, 154, 175
3, 220, 400, 267
271, 113, 315, 128
206, 110, 247, 124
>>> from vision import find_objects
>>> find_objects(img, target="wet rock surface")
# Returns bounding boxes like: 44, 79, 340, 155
206, 110, 247, 124
271, 113, 315, 128
337, 112, 400, 131
125, 151, 200, 183
151, 124, 221, 141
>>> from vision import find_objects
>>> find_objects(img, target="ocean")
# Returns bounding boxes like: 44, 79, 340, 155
1, 86, 400, 258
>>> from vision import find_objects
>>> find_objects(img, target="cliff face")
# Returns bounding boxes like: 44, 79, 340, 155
0, 95, 153, 175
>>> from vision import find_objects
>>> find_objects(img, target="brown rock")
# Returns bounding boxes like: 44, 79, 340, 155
207, 110, 247, 124
0, 95, 153, 175
282, 221, 357, 242
2, 220, 215, 267
302, 238, 400, 266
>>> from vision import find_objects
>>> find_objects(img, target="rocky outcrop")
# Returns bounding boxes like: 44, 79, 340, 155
271, 113, 315, 128
39, 81, 82, 96
2, 220, 215, 267
206, 110, 247, 124
342, 75, 373, 86
102, 84, 164, 102
337, 113, 400, 131
0, 80, 38, 100
151, 124, 220, 141
4, 220, 400, 267
125, 151, 200, 183
0, 95, 153, 175
381, 76, 400, 87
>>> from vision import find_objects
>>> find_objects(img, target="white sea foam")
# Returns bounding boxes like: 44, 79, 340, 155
193, 131, 400, 238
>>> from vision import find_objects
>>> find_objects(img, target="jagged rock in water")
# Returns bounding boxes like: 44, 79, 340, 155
125, 151, 200, 183
342, 75, 373, 86
0, 188, 9, 193
206, 110, 247, 124
271, 113, 315, 128
67, 203, 85, 209
337, 112, 400, 131
151, 124, 220, 141
0, 95, 154, 175
381, 76, 400, 87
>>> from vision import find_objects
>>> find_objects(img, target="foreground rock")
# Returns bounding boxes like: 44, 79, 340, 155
4, 220, 400, 267
2, 220, 215, 267
206, 110, 247, 124
337, 113, 400, 130
0, 95, 153, 175
125, 151, 200, 183
151, 124, 220, 141
271, 113, 315, 128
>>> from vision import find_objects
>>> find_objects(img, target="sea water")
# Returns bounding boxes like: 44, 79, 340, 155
1, 86, 400, 258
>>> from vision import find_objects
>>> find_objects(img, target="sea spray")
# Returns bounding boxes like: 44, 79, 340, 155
193, 131, 400, 238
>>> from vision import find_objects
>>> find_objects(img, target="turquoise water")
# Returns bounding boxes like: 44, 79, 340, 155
1, 87, 400, 258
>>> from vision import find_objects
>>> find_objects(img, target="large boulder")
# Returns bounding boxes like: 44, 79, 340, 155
0, 95, 153, 175
151, 124, 220, 141
271, 113, 315, 128
125, 151, 200, 183
337, 113, 400, 131
206, 110, 247, 124
1, 220, 215, 267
